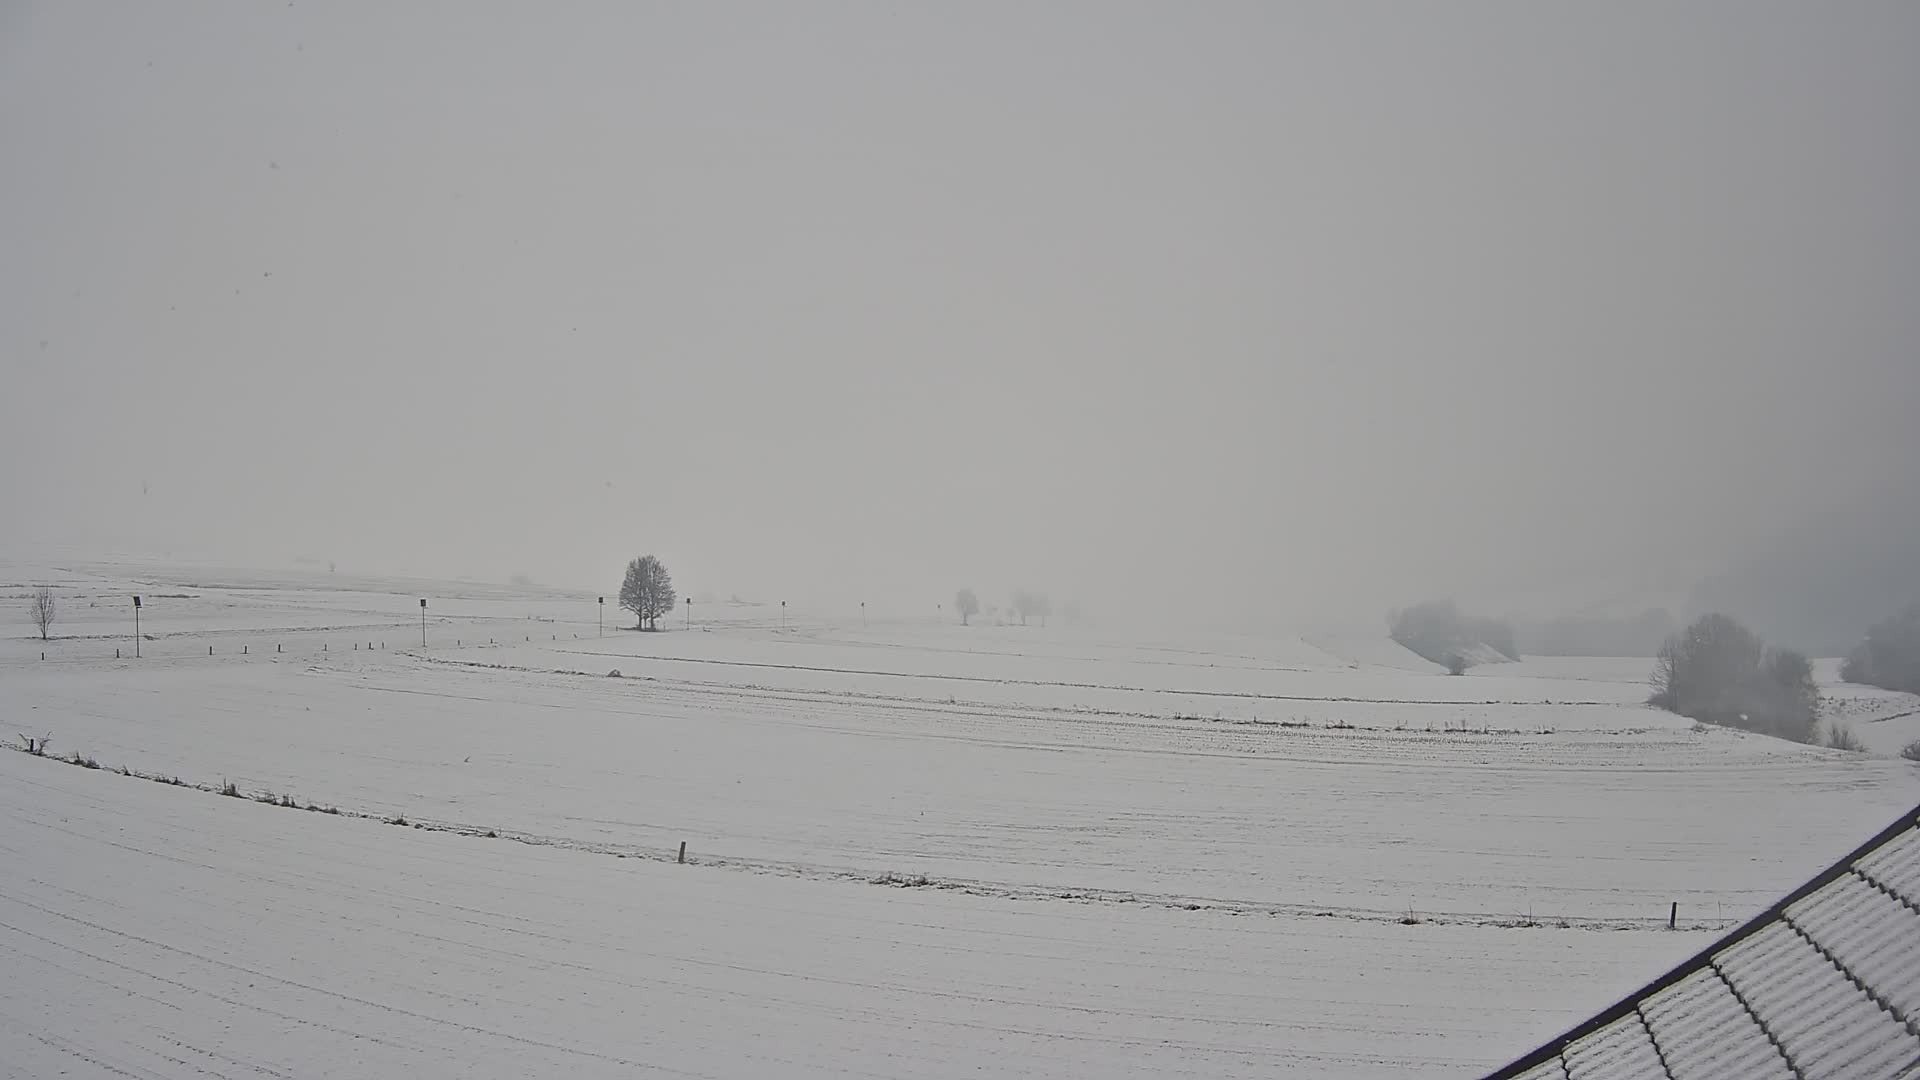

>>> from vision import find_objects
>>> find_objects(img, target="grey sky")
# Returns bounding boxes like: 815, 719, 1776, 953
4, 3, 1916, 624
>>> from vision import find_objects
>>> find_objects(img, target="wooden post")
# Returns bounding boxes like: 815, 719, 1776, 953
243, 645, 248, 655
1669, 901, 1677, 929
278, 644, 282, 653
116, 647, 121, 658
209, 645, 214, 656
677, 841, 687, 864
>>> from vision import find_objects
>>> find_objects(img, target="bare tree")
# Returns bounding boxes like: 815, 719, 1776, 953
619, 555, 676, 630
1649, 613, 1817, 742
955, 588, 979, 626
29, 587, 54, 641
1010, 591, 1052, 627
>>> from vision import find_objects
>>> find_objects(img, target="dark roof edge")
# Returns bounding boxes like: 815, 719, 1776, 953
1483, 802, 1920, 1080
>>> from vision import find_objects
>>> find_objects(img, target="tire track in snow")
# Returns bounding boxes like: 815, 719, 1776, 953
441, 652, 1623, 708
0, 899, 727, 1079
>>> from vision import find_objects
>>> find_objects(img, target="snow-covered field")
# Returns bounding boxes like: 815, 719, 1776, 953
4, 559, 1918, 1077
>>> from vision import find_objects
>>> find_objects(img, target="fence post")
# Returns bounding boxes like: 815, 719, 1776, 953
678, 841, 687, 864
1669, 902, 1677, 930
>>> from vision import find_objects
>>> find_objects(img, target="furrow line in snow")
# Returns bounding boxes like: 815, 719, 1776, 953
0, 746, 1729, 935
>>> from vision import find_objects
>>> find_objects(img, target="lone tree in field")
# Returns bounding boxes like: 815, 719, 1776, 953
1390, 600, 1518, 667
955, 588, 979, 626
29, 587, 55, 641
1649, 612, 1817, 742
619, 556, 676, 630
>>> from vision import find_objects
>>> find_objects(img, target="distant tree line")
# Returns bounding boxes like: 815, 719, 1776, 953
1011, 591, 1051, 626
1840, 604, 1920, 695
951, 588, 1054, 627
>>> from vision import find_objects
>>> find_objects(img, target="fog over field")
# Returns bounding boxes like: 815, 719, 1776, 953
4, 3, 1917, 636
4, 5, 1920, 1078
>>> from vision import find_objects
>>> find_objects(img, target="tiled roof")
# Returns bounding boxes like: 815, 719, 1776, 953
1488, 805, 1920, 1080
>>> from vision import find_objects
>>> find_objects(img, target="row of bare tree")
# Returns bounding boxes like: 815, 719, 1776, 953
951, 588, 1051, 627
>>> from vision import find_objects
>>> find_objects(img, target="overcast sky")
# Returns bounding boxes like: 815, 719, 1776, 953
3, 2, 1916, 624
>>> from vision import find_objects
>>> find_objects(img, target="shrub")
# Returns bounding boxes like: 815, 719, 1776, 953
1446, 654, 1470, 676
1902, 740, 1920, 763
220, 780, 241, 797
871, 871, 932, 887
1822, 724, 1865, 753
66, 750, 100, 769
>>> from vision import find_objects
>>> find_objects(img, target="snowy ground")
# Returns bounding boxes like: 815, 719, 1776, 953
4, 559, 1918, 1077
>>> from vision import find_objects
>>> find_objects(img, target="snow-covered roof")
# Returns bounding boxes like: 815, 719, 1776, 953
1489, 804, 1920, 1080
